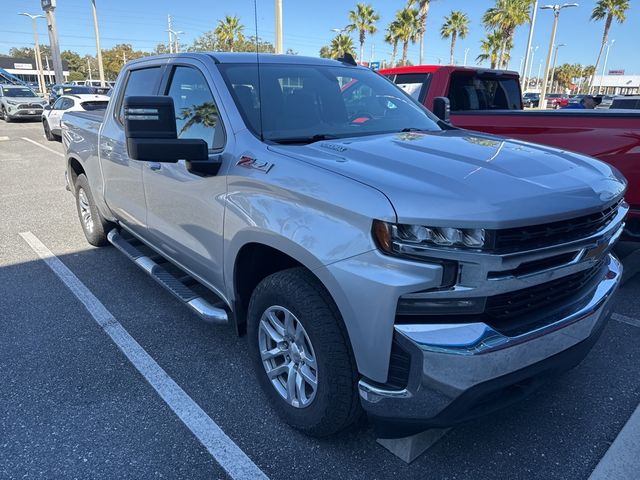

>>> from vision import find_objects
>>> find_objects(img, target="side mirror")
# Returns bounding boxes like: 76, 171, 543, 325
123, 95, 208, 162
433, 97, 450, 123
43, 104, 52, 110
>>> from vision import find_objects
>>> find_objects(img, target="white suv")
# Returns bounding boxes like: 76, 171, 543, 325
42, 93, 109, 141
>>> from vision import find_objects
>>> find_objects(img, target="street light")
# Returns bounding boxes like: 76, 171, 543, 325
18, 13, 47, 95
538, 3, 578, 109
275, 0, 283, 54
91, 0, 106, 88
463, 48, 470, 66
522, 0, 540, 90
527, 45, 539, 90
549, 43, 566, 93
598, 39, 615, 95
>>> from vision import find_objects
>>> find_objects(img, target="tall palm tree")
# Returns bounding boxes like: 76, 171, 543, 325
395, 7, 420, 66
476, 30, 511, 69
582, 64, 596, 93
407, 0, 431, 65
329, 34, 356, 59
588, 0, 630, 92
347, 3, 380, 63
440, 11, 469, 65
482, 0, 531, 69
214, 15, 244, 52
384, 20, 401, 67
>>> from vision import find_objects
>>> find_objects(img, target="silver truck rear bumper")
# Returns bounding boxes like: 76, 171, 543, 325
360, 253, 621, 437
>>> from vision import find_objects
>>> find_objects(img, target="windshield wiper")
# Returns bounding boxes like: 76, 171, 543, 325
399, 127, 428, 133
268, 134, 340, 145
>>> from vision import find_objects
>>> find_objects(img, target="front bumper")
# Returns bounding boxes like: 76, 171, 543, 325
7, 108, 44, 119
360, 253, 621, 438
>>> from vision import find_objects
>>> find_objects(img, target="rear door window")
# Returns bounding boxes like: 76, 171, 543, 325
118, 66, 161, 123
448, 73, 522, 111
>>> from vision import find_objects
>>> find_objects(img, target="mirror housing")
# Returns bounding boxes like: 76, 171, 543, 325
433, 96, 451, 123
123, 96, 208, 162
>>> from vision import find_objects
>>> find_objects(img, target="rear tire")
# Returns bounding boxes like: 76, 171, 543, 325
247, 267, 362, 437
74, 174, 113, 247
43, 119, 55, 141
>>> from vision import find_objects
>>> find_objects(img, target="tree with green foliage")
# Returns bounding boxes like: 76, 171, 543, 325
102, 44, 145, 80
347, 3, 380, 63
328, 34, 356, 59
384, 20, 401, 68
407, 0, 432, 64
588, 0, 630, 92
477, 30, 511, 69
440, 11, 469, 65
482, 0, 531, 69
214, 15, 244, 52
394, 7, 420, 66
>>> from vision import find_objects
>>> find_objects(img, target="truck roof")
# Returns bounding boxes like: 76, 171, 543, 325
379, 65, 519, 77
127, 52, 364, 68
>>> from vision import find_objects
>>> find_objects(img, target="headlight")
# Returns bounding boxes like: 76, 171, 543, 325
5, 100, 20, 106
373, 220, 487, 251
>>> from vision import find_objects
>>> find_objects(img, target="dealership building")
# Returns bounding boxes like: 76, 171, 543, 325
590, 73, 640, 95
0, 56, 69, 84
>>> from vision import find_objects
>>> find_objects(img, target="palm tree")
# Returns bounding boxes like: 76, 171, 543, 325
482, 0, 531, 69
384, 21, 401, 67
440, 11, 469, 65
407, 0, 431, 64
582, 64, 596, 93
476, 30, 511, 69
214, 15, 244, 52
347, 3, 380, 63
588, 0, 630, 92
394, 7, 420, 66
329, 34, 356, 59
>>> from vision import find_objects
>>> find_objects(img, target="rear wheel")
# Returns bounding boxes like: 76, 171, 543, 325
74, 174, 113, 246
247, 268, 362, 437
43, 119, 55, 141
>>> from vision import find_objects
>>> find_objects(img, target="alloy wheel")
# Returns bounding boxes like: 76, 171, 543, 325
77, 188, 94, 233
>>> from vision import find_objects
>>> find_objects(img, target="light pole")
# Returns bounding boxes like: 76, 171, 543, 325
172, 30, 184, 53
538, 3, 578, 109
18, 13, 47, 94
549, 43, 565, 93
526, 45, 539, 91
463, 48, 470, 66
41, 0, 64, 85
167, 15, 174, 54
275, 0, 283, 54
522, 0, 539, 90
598, 39, 615, 95
90, 0, 106, 88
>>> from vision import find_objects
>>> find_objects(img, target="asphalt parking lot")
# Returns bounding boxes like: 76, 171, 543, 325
1, 120, 640, 479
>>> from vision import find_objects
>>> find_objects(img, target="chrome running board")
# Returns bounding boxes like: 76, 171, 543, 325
107, 229, 228, 325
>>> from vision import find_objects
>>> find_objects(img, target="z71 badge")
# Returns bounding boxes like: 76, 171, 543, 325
237, 156, 273, 173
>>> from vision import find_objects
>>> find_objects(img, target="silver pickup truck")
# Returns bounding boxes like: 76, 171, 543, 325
62, 53, 627, 439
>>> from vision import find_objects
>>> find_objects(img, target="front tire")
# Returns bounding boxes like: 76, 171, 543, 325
1, 107, 11, 122
247, 268, 361, 437
74, 174, 113, 246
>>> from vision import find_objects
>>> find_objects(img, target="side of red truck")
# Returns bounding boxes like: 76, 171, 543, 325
380, 65, 640, 238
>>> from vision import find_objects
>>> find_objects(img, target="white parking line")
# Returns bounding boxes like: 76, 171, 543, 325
20, 137, 64, 157
19, 231, 269, 480
589, 403, 640, 479
612, 313, 640, 329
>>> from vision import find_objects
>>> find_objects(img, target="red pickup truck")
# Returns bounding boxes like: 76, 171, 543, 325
380, 65, 640, 238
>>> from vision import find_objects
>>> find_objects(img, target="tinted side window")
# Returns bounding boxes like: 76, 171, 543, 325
118, 66, 161, 122
166, 66, 223, 150
448, 74, 521, 111
52, 97, 65, 109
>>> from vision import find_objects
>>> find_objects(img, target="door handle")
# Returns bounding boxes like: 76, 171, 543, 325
148, 162, 162, 171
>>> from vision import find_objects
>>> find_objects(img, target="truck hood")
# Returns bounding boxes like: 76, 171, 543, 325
269, 130, 626, 228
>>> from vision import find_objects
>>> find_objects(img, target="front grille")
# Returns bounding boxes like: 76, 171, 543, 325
17, 103, 42, 110
484, 260, 605, 334
493, 201, 620, 252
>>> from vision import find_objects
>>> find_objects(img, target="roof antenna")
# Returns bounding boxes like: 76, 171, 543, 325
253, 0, 264, 142
337, 52, 357, 66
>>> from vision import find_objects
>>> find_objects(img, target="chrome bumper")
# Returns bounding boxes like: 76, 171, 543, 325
360, 253, 621, 425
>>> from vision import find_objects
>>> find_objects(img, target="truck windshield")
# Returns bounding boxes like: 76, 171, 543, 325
218, 63, 441, 143
2, 87, 37, 97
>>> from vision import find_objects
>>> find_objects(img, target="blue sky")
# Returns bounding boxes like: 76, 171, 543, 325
1, 0, 637, 74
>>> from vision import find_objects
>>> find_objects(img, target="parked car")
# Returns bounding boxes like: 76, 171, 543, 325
48, 85, 96, 105
0, 84, 48, 122
545, 93, 569, 109
380, 64, 640, 239
522, 92, 539, 108
610, 96, 640, 110
62, 53, 626, 439
596, 95, 616, 109
42, 93, 109, 141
